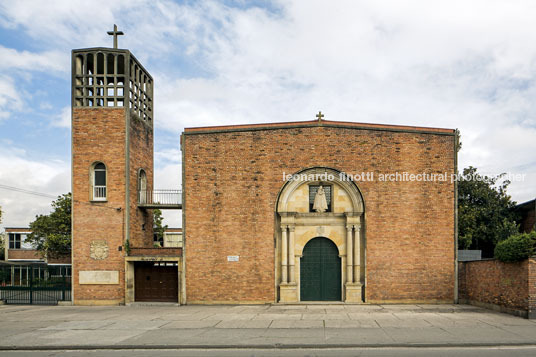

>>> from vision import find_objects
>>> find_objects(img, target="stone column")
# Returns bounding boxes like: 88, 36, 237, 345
288, 226, 295, 283
346, 225, 353, 283
354, 223, 361, 282
281, 225, 288, 284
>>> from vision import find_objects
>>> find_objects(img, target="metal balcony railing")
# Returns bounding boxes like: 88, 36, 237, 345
137, 189, 182, 209
93, 186, 106, 201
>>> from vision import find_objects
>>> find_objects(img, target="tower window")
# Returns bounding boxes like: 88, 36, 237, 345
92, 162, 107, 201
138, 169, 147, 204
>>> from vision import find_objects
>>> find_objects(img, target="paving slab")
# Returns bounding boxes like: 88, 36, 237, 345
263, 328, 325, 339
377, 315, 432, 328
103, 320, 170, 330
498, 325, 536, 340
442, 326, 532, 344
324, 319, 365, 328
382, 326, 459, 344
203, 313, 257, 321
269, 320, 324, 329
215, 320, 271, 329
301, 313, 349, 320
40, 320, 115, 330
3, 329, 146, 347
164, 320, 219, 329
118, 328, 209, 346
324, 328, 395, 345
253, 313, 302, 320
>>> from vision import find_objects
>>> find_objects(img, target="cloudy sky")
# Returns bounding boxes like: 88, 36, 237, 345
1, 0, 535, 229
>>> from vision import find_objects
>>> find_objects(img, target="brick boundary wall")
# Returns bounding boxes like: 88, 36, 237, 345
458, 257, 536, 318
529, 258, 536, 319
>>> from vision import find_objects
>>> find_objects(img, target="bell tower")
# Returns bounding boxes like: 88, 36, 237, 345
71, 25, 155, 305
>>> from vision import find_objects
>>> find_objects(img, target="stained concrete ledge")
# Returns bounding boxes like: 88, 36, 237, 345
459, 298, 529, 319
3, 342, 536, 351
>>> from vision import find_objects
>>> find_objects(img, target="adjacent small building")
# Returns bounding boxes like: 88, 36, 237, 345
3, 228, 42, 263
154, 228, 183, 248
2, 227, 71, 265
515, 198, 536, 233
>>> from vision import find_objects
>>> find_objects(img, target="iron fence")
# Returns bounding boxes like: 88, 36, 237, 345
0, 263, 71, 305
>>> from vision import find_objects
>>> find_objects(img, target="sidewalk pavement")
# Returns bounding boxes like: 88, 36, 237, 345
1, 303, 536, 350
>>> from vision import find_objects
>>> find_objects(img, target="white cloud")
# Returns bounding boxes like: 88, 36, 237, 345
0, 45, 67, 72
151, 0, 536, 202
0, 75, 23, 120
0, 0, 121, 47
1, 0, 536, 210
155, 148, 181, 165
154, 163, 182, 228
0, 147, 70, 228
51, 106, 71, 128
40, 102, 53, 110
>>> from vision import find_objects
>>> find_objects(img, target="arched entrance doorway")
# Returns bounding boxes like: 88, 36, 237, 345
276, 167, 365, 303
300, 237, 341, 301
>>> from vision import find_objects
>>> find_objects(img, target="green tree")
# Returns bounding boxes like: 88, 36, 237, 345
153, 209, 168, 247
494, 231, 536, 262
27, 193, 71, 259
458, 166, 518, 257
0, 233, 5, 261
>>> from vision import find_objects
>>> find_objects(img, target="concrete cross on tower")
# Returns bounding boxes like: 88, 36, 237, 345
316, 111, 324, 122
107, 24, 124, 49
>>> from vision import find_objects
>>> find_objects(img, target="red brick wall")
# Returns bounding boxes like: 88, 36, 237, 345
72, 108, 127, 304
529, 258, 536, 319
7, 249, 42, 260
72, 108, 155, 304
458, 259, 529, 312
48, 255, 72, 264
183, 124, 455, 303
127, 115, 154, 248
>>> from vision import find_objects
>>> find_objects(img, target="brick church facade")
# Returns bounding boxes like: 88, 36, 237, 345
182, 122, 457, 304
71, 35, 458, 305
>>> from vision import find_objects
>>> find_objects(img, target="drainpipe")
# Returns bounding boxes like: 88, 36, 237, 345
454, 129, 460, 304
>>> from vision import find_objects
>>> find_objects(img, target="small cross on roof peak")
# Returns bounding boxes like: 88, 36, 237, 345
107, 24, 124, 49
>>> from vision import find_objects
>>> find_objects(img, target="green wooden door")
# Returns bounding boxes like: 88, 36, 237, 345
300, 237, 341, 301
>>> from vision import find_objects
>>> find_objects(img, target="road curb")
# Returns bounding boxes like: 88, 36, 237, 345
2, 343, 536, 351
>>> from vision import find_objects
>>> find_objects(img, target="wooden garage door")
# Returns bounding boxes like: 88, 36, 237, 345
134, 262, 178, 302
300, 237, 341, 301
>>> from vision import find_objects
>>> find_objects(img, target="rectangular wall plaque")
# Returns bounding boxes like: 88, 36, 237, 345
227, 255, 239, 262
79, 270, 119, 285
